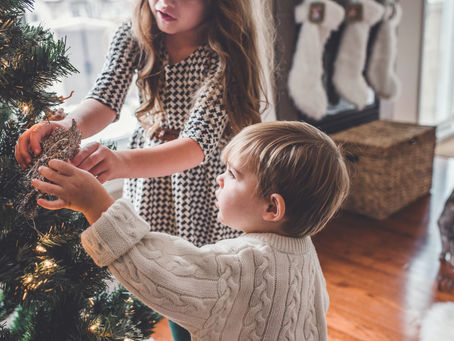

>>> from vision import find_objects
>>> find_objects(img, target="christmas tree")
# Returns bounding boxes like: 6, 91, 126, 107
0, 1, 160, 339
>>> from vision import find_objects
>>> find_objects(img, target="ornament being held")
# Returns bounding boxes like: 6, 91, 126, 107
18, 119, 82, 218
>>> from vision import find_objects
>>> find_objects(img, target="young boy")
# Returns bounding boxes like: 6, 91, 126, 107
32, 121, 350, 341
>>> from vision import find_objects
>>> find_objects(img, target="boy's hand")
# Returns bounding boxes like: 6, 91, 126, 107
31, 159, 114, 224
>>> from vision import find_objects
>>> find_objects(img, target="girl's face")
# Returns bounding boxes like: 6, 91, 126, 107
149, 0, 210, 36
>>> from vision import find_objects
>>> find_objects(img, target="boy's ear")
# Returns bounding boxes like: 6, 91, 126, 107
263, 193, 286, 222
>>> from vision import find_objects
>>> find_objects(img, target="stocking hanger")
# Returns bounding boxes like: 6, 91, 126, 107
330, 0, 359, 8
334, 0, 399, 5
377, 0, 399, 4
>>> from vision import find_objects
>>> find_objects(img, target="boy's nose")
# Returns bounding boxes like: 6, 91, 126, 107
216, 174, 224, 188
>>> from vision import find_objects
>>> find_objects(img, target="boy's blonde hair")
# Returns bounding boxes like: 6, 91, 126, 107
222, 121, 350, 237
131, 0, 274, 135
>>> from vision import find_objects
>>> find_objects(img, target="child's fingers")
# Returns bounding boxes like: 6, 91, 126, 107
29, 122, 54, 156
32, 179, 67, 209
36, 197, 66, 210
96, 171, 108, 184
77, 149, 104, 173
48, 159, 76, 176
31, 179, 62, 197
14, 134, 32, 167
38, 165, 67, 185
71, 142, 99, 167
89, 162, 108, 179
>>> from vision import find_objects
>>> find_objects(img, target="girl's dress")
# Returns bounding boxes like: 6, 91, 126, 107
87, 22, 240, 247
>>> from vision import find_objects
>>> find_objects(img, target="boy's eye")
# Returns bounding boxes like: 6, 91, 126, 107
228, 169, 236, 179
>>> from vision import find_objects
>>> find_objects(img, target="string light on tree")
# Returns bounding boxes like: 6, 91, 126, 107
23, 275, 33, 284
35, 245, 47, 253
88, 319, 100, 333
20, 103, 30, 114
0, 1, 160, 338
42, 259, 56, 269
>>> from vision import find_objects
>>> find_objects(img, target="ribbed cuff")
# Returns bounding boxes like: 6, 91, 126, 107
242, 233, 313, 254
81, 198, 149, 266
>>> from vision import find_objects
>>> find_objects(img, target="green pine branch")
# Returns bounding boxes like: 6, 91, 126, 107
0, 1, 161, 339
0, 23, 78, 125
0, 0, 34, 15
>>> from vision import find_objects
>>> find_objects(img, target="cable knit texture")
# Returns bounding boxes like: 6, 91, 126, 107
81, 199, 329, 340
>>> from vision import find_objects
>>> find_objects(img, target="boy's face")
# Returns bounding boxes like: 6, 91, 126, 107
215, 156, 268, 233
149, 0, 209, 36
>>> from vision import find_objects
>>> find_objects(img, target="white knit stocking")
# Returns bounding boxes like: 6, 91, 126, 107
366, 2, 402, 100
288, 0, 345, 120
332, 0, 384, 109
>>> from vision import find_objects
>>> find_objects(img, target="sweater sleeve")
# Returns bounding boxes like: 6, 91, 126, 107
80, 198, 241, 331
80, 198, 150, 267
179, 58, 228, 163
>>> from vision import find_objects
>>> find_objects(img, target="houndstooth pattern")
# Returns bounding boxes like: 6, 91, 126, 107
88, 22, 240, 247
87, 22, 139, 118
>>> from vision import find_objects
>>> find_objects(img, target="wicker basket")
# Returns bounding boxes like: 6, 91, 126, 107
331, 120, 436, 220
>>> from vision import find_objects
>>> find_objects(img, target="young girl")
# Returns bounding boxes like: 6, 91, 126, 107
16, 0, 273, 338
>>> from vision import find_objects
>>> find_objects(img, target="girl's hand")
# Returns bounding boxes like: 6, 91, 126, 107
31, 159, 114, 224
71, 142, 124, 183
15, 121, 67, 168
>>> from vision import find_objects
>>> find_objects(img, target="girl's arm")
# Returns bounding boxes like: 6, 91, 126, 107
15, 99, 116, 168
73, 137, 204, 183
43, 98, 116, 138
17, 22, 136, 168
63, 98, 117, 139
118, 137, 204, 177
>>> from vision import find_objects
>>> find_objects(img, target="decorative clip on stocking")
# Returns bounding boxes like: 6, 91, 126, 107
288, 0, 345, 120
366, 1, 402, 100
332, 0, 384, 109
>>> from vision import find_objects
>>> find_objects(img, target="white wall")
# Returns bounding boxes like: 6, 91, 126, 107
380, 0, 425, 123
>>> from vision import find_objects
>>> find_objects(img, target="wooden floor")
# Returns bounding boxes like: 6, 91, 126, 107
151, 157, 454, 341
312, 156, 454, 341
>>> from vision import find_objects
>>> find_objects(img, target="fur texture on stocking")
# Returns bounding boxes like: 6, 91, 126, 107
366, 3, 402, 100
333, 0, 384, 109
420, 303, 454, 341
288, 0, 345, 120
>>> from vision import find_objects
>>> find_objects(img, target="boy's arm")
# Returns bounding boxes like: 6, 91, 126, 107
33, 160, 240, 330
81, 199, 240, 332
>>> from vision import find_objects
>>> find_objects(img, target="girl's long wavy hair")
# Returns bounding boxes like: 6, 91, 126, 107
131, 0, 274, 135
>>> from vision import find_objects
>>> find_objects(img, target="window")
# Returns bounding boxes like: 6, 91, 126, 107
26, 0, 138, 147
420, 0, 454, 138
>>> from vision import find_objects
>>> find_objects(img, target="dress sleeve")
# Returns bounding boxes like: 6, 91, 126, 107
179, 64, 228, 162
80, 198, 240, 330
86, 22, 139, 120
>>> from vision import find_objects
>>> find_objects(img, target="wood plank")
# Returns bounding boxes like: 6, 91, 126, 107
312, 158, 454, 341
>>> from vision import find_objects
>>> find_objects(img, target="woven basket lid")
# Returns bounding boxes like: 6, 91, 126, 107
331, 120, 435, 156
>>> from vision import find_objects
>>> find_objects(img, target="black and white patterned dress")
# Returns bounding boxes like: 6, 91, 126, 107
87, 22, 240, 247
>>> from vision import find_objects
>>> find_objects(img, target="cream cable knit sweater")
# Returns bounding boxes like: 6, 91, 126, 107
81, 199, 329, 341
